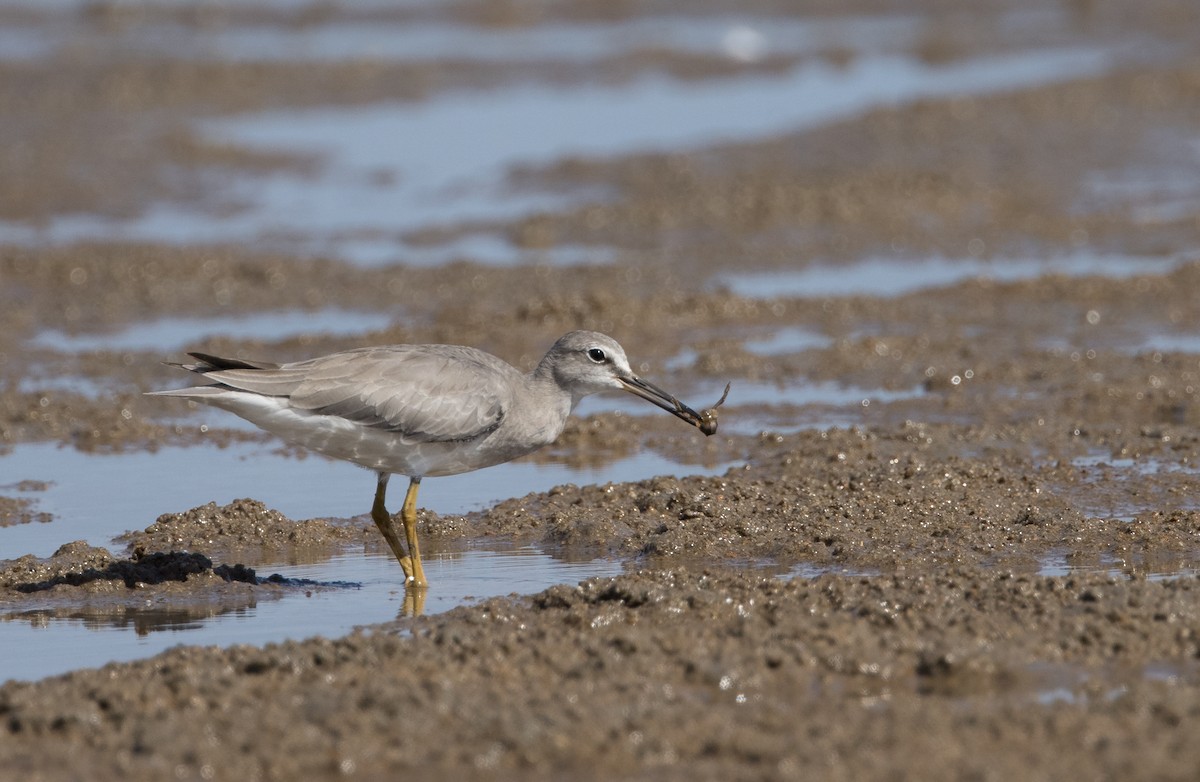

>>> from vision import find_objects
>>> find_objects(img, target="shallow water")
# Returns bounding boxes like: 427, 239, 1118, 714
1036, 550, 1200, 581
1072, 453, 1200, 475
0, 545, 624, 683
1126, 333, 1200, 354
787, 562, 880, 579
0, 12, 919, 64
577, 378, 920, 415
0, 3, 1182, 700
104, 15, 922, 65
574, 378, 923, 436
1049, 451, 1200, 522
0, 369, 896, 684
3, 2, 1200, 774
0, 46, 1110, 263
0, 438, 724, 684
743, 327, 833, 356
0, 441, 738, 558
33, 308, 398, 353
716, 253, 1190, 299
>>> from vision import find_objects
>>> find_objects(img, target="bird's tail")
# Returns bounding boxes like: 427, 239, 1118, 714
175, 352, 279, 374
146, 352, 280, 397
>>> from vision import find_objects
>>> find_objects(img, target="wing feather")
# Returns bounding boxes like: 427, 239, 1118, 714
195, 345, 517, 443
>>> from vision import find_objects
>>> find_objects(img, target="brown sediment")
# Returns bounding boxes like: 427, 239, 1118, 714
117, 498, 373, 564
0, 495, 52, 527
1, 0, 1200, 779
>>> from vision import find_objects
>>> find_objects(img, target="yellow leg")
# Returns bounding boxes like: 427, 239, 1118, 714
370, 473, 429, 591
400, 477, 428, 588
370, 473, 408, 569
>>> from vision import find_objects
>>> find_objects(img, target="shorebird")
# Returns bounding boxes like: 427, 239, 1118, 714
151, 331, 719, 588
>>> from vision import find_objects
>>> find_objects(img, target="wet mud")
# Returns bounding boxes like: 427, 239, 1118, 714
2, 0, 1200, 779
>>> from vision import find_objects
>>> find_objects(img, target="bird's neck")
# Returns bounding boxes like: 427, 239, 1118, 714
525, 368, 579, 413
505, 370, 575, 450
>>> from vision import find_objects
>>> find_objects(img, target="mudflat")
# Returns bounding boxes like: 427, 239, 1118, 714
2, 1, 1200, 779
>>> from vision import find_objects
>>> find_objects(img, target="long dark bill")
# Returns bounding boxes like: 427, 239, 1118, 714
619, 375, 704, 427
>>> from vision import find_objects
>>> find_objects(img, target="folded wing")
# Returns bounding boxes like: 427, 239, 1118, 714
179, 345, 514, 443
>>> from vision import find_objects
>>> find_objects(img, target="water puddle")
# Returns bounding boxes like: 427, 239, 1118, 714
1036, 550, 1123, 579
0, 47, 1110, 262
1027, 661, 1200, 707
787, 562, 879, 579
31, 308, 397, 354
0, 544, 623, 683
1035, 553, 1200, 581
576, 378, 923, 435
0, 24, 53, 61
122, 15, 921, 66
0, 13, 919, 65
405, 236, 616, 268
742, 327, 833, 356
717, 253, 1187, 299
0, 441, 736, 558
14, 373, 110, 397
1042, 451, 1200, 522
1072, 453, 1200, 475
1126, 333, 1200, 355
1082, 140, 1200, 226
0, 435, 723, 682
698, 379, 921, 410
1026, 663, 1128, 706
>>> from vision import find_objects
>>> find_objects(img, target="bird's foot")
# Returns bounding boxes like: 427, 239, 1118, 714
399, 555, 428, 589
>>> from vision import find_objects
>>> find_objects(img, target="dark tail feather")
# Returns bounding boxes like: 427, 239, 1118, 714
178, 352, 280, 374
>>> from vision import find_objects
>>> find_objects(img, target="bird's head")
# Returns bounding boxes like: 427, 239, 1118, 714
539, 331, 705, 426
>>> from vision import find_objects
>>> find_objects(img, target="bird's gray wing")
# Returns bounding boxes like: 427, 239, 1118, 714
199, 345, 514, 443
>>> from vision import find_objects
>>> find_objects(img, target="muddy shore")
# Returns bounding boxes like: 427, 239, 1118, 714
2, 1, 1200, 779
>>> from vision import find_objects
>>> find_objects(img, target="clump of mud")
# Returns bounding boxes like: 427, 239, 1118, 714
0, 540, 255, 598
120, 498, 372, 563
0, 495, 52, 527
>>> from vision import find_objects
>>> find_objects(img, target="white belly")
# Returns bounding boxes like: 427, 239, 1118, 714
199, 390, 554, 478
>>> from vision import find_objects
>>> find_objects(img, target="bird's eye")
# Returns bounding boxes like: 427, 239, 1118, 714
587, 348, 607, 363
